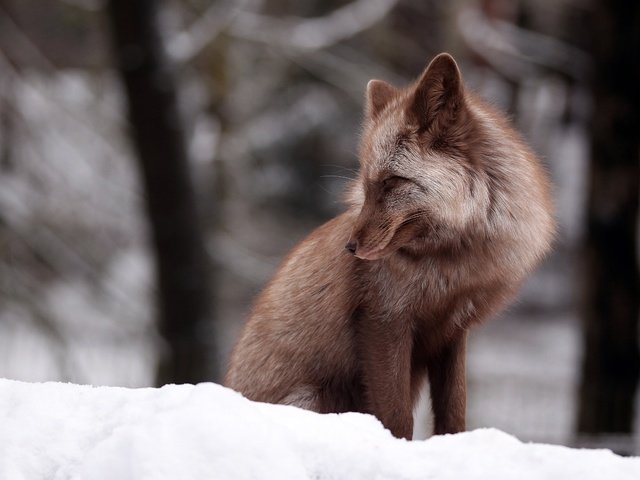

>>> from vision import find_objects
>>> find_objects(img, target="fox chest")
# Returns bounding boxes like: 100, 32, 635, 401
364, 259, 484, 331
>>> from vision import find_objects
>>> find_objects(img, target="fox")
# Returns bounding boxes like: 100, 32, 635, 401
225, 53, 555, 439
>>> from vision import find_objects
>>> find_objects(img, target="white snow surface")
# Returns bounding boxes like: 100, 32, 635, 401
0, 378, 638, 480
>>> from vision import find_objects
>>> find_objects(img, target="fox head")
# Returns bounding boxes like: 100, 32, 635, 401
346, 53, 484, 260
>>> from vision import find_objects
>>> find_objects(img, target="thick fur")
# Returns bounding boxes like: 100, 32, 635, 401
225, 53, 555, 439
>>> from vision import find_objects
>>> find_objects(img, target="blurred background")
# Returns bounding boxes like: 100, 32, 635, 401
0, 0, 638, 454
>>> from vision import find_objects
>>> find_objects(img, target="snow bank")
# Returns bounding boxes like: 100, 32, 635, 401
0, 378, 637, 479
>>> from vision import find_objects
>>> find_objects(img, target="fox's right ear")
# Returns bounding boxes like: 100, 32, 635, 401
366, 79, 397, 118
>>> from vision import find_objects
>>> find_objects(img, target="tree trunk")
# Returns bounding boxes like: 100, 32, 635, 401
577, 0, 640, 435
106, 0, 215, 385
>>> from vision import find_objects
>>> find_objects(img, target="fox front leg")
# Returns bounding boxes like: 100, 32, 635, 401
357, 313, 414, 439
426, 330, 467, 435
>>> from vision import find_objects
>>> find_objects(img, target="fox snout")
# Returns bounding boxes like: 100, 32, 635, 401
345, 223, 391, 260
345, 234, 366, 257
346, 201, 401, 260
345, 240, 358, 254
347, 209, 425, 260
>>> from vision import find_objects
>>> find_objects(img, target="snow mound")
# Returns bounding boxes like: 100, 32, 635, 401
0, 378, 638, 479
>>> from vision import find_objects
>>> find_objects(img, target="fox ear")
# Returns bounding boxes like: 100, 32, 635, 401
409, 53, 464, 134
366, 79, 397, 118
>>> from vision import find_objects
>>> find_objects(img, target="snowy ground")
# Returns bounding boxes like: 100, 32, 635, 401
0, 378, 638, 480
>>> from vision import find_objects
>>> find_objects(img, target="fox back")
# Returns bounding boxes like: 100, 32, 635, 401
225, 53, 555, 439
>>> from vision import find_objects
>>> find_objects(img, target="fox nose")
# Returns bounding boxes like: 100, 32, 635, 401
345, 240, 357, 254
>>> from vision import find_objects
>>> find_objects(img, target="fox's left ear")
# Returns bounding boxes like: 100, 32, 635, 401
366, 79, 397, 118
409, 53, 465, 134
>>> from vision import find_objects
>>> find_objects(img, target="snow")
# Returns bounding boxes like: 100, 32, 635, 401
0, 378, 638, 479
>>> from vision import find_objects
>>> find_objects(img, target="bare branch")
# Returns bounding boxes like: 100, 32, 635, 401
168, 0, 398, 62
457, 5, 591, 81
58, 0, 105, 12
0, 6, 60, 71
219, 86, 340, 165
0, 37, 128, 159
286, 46, 405, 102
231, 0, 398, 51
167, 0, 249, 63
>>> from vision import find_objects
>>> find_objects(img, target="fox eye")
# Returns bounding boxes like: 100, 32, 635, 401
381, 176, 405, 191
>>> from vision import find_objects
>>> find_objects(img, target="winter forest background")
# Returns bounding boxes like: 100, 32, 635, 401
0, 0, 638, 455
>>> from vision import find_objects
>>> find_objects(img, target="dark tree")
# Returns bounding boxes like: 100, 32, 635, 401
577, 0, 639, 436
107, 0, 215, 385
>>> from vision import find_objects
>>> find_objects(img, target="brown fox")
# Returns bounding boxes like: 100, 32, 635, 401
225, 53, 555, 439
